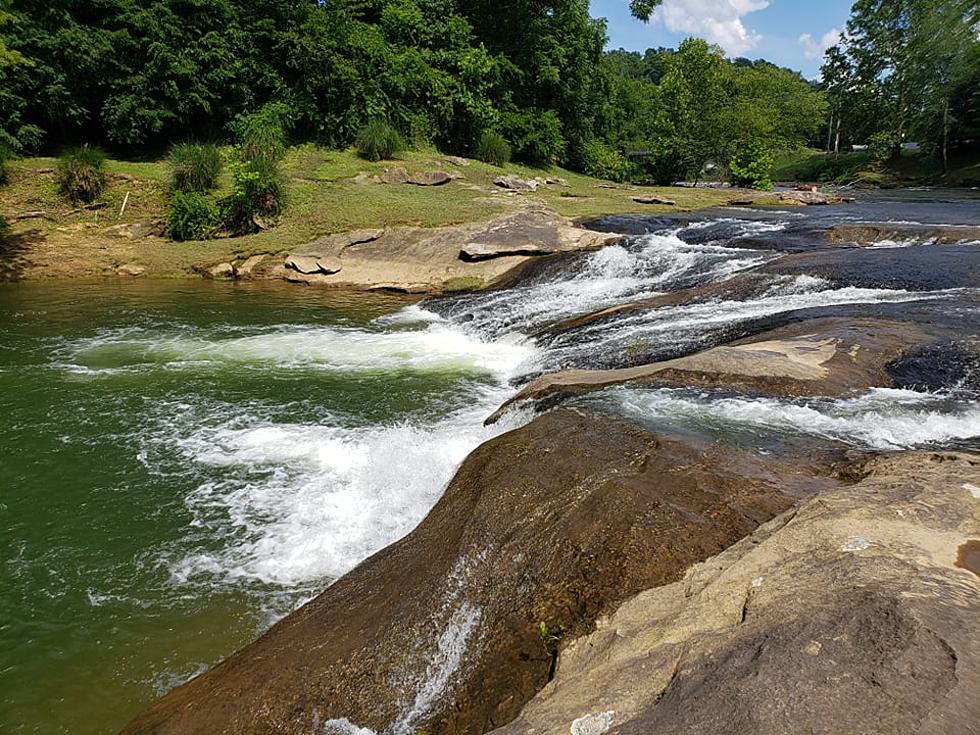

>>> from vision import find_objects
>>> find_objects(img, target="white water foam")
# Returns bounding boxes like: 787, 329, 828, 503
604, 387, 980, 450
167, 392, 521, 588
436, 233, 771, 337
64, 320, 537, 377
549, 279, 958, 368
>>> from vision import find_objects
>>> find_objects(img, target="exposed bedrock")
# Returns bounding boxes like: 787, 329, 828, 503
491, 451, 980, 735
122, 410, 840, 735
489, 318, 954, 423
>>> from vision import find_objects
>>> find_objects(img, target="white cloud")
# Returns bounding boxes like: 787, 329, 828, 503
799, 28, 842, 60
654, 0, 770, 56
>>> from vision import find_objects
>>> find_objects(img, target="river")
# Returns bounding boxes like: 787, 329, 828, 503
2, 189, 979, 733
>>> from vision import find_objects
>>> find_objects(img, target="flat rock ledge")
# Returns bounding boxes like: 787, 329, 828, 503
277, 208, 622, 293
121, 410, 829, 735
492, 450, 980, 735
487, 317, 935, 424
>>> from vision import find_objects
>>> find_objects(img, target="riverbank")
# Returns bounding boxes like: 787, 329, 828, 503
0, 148, 747, 286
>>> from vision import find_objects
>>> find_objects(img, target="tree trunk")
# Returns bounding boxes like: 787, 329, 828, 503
826, 111, 835, 153
942, 97, 950, 174
834, 116, 841, 156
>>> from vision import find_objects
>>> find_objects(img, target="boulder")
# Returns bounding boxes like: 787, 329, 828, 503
492, 451, 980, 735
487, 318, 939, 423
494, 175, 538, 192
381, 167, 409, 184
104, 221, 163, 239
284, 254, 342, 276
632, 195, 676, 206
407, 171, 452, 186
122, 410, 824, 735
460, 209, 622, 262
207, 263, 235, 280
442, 155, 470, 167
283, 254, 323, 275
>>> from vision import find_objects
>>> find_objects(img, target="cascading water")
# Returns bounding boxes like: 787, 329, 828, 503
4, 199, 980, 735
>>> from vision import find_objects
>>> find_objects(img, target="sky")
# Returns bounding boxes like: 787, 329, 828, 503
592, 0, 855, 78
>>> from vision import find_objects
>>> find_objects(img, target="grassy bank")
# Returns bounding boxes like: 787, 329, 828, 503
0, 146, 742, 281
773, 148, 980, 188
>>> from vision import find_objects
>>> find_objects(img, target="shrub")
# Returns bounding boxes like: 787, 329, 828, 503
868, 131, 900, 163
165, 190, 220, 241
729, 141, 774, 190
580, 139, 633, 182
502, 109, 565, 165
356, 120, 405, 162
640, 136, 694, 185
168, 142, 222, 193
56, 145, 107, 203
0, 144, 11, 186
474, 131, 511, 167
222, 103, 289, 235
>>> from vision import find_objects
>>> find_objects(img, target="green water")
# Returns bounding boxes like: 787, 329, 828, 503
0, 281, 520, 734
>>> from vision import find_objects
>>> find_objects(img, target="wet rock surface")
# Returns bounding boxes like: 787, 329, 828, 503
487, 318, 947, 422
491, 451, 980, 735
122, 410, 829, 735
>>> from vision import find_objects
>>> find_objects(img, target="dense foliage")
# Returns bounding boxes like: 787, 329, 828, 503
221, 103, 287, 235
1, 0, 973, 183
165, 190, 220, 241
821, 0, 980, 169
56, 145, 107, 203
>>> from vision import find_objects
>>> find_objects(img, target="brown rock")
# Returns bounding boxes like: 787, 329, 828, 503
381, 167, 409, 184
487, 318, 937, 423
407, 171, 452, 186
460, 209, 622, 261
493, 451, 980, 735
122, 411, 823, 735
235, 254, 267, 278
779, 190, 846, 206
494, 175, 538, 192
207, 263, 235, 280
116, 263, 146, 277
347, 172, 381, 185
632, 195, 676, 206
283, 254, 323, 275
442, 155, 470, 167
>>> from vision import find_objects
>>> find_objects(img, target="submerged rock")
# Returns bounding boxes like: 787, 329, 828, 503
492, 451, 980, 735
122, 410, 826, 735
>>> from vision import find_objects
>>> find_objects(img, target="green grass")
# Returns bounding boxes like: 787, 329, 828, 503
772, 147, 979, 187
0, 145, 744, 279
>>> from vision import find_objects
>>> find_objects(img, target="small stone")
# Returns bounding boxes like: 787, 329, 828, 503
751, 576, 765, 588
380, 167, 409, 185
208, 263, 235, 280
841, 536, 871, 552
284, 255, 323, 275
493, 175, 538, 192
348, 172, 381, 185
804, 641, 823, 656
962, 483, 980, 499
407, 171, 452, 186
236, 254, 266, 278
116, 263, 146, 277
571, 711, 616, 735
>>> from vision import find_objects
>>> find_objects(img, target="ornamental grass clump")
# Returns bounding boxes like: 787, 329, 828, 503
356, 120, 404, 162
168, 142, 222, 193
56, 145, 107, 203
165, 190, 221, 241
474, 130, 511, 167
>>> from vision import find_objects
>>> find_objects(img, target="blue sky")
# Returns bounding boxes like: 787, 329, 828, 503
592, 0, 855, 78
